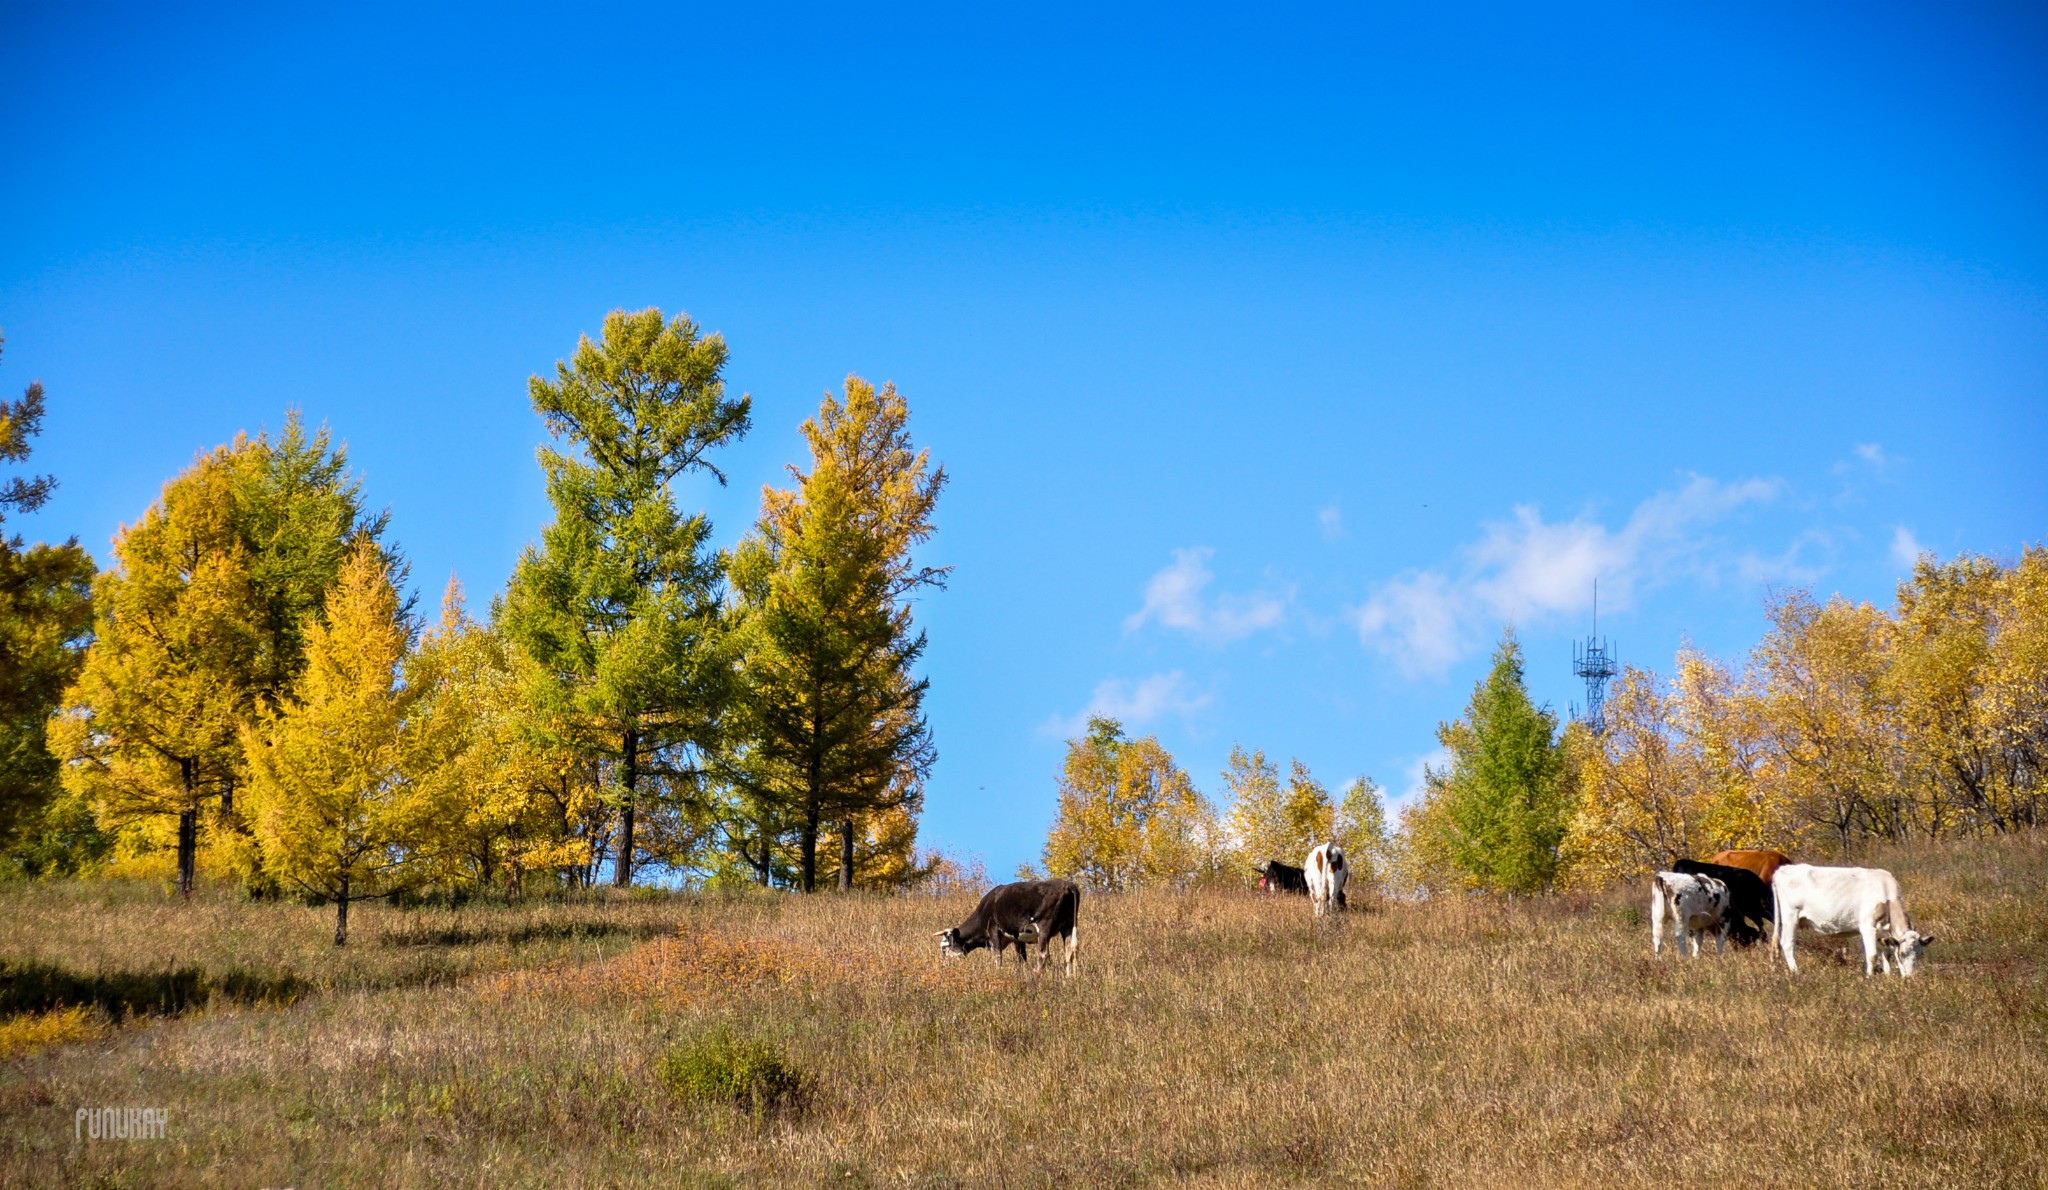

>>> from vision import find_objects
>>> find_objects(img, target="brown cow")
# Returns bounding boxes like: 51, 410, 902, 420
1711, 849, 1794, 884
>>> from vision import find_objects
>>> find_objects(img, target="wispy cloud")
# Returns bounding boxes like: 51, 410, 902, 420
1351, 475, 1781, 677
1125, 547, 1289, 643
1390, 747, 1451, 813
1891, 525, 1927, 570
1318, 504, 1344, 541
1040, 671, 1210, 738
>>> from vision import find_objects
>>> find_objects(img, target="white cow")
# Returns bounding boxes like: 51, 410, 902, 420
1305, 842, 1347, 918
1772, 863, 1933, 978
1650, 871, 1732, 957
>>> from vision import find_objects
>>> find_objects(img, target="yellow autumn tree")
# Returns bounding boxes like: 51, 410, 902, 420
1042, 716, 1219, 890
242, 542, 421, 944
1982, 547, 2047, 827
49, 445, 261, 897
402, 580, 588, 894
1559, 668, 1705, 886
1750, 591, 1903, 849
1221, 748, 1337, 871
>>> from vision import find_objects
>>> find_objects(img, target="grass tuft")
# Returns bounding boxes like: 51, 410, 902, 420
659, 1027, 807, 1117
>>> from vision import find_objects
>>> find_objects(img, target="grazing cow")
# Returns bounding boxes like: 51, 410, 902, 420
1673, 858, 1773, 946
936, 879, 1081, 974
1710, 848, 1794, 885
1772, 864, 1933, 978
1650, 871, 1732, 957
1255, 860, 1309, 895
1304, 843, 1347, 917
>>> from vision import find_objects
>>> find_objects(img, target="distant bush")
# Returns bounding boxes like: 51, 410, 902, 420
659, 1027, 806, 1117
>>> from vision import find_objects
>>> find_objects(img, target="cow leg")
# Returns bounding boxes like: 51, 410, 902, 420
1860, 922, 1879, 977
1063, 927, 1079, 976
1650, 882, 1665, 956
1778, 918, 1799, 973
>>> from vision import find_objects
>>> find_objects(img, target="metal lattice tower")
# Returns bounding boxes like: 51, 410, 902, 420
1572, 581, 1618, 734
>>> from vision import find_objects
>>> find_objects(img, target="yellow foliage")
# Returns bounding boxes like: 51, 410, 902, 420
1043, 718, 1220, 890
0, 1006, 104, 1059
242, 542, 422, 941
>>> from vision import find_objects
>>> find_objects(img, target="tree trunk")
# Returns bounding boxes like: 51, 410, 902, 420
752, 824, 772, 886
799, 800, 819, 893
334, 874, 350, 946
177, 758, 198, 898
176, 808, 197, 899
613, 726, 639, 888
839, 819, 854, 892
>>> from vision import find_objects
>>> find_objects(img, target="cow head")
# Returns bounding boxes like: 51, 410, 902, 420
935, 928, 968, 959
1889, 929, 1933, 977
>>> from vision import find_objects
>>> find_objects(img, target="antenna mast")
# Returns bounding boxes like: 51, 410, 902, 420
1572, 579, 1617, 733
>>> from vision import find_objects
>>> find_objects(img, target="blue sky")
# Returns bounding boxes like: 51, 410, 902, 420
4, 2, 2044, 875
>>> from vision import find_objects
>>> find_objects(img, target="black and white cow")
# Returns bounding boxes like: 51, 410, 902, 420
936, 879, 1081, 974
1672, 858, 1773, 946
1650, 871, 1732, 957
1255, 860, 1310, 895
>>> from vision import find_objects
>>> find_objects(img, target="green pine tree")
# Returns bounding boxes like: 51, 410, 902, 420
0, 333, 97, 873
501, 308, 750, 887
1418, 629, 1568, 893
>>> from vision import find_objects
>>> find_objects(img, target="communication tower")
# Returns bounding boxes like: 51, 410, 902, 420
1571, 581, 1618, 734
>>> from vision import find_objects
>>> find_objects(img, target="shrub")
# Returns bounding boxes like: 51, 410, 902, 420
658, 1027, 805, 1116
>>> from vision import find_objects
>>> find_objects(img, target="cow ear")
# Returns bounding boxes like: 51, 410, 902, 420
1920, 934, 1936, 947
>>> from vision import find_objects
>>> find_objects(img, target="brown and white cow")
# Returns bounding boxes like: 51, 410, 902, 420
936, 879, 1081, 974
1305, 843, 1347, 917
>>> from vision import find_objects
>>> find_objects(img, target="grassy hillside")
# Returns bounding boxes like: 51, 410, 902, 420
3, 834, 2046, 1187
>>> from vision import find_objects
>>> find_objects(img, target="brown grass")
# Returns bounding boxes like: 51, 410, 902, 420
2, 833, 2046, 1187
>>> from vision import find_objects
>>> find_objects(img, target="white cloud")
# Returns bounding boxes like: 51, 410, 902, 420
1855, 442, 1889, 469
1125, 547, 1288, 643
1891, 525, 1927, 570
1351, 475, 1781, 677
1390, 747, 1452, 814
1040, 671, 1210, 738
1318, 504, 1344, 541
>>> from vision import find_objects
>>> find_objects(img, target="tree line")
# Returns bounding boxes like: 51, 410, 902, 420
0, 311, 947, 939
1040, 551, 2048, 898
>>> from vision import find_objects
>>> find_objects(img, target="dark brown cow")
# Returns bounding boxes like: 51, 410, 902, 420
936, 879, 1080, 974
1711, 849, 1794, 884
1673, 858, 1773, 946
1255, 860, 1310, 895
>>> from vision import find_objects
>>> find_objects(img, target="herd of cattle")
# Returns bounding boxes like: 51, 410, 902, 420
936, 844, 1935, 979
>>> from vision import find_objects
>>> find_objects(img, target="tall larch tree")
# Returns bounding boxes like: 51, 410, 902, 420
725, 375, 946, 892
0, 333, 96, 873
243, 542, 419, 944
502, 309, 750, 887
1412, 629, 1568, 894
51, 445, 262, 896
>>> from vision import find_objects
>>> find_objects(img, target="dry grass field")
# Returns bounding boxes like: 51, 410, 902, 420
3, 833, 2046, 1188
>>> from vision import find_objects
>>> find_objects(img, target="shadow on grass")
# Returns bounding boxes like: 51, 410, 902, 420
375, 919, 675, 949
0, 959, 309, 1019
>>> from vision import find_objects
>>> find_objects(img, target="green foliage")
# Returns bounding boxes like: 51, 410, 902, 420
659, 1027, 806, 1116
502, 308, 749, 888
723, 375, 945, 892
0, 335, 96, 874
1414, 629, 1567, 894
1334, 776, 1393, 891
